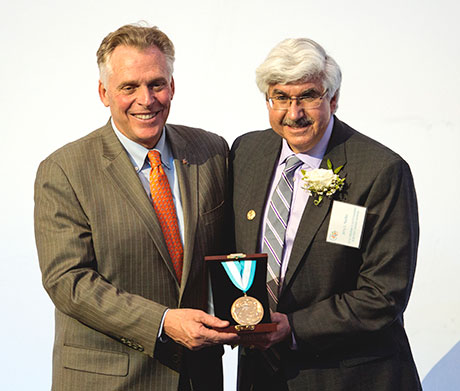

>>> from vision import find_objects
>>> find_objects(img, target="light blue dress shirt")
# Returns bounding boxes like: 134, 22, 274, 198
111, 120, 185, 245
111, 120, 185, 338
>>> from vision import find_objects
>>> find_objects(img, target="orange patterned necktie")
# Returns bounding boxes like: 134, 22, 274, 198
148, 150, 183, 283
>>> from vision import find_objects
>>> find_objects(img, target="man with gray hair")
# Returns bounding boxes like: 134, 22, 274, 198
231, 38, 421, 390
34, 23, 238, 390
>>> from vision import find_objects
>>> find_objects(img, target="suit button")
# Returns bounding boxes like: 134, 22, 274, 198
247, 210, 256, 220
172, 353, 180, 363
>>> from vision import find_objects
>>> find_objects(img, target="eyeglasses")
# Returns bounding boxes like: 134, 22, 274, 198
267, 89, 328, 111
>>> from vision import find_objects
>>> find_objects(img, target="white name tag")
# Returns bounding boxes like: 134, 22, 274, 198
326, 201, 367, 248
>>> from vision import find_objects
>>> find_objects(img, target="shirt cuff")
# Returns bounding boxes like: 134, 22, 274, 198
157, 308, 169, 343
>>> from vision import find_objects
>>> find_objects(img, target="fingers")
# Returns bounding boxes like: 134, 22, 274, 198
199, 311, 230, 329
201, 326, 240, 346
163, 308, 239, 350
236, 312, 292, 350
270, 311, 286, 323
161, 309, 293, 351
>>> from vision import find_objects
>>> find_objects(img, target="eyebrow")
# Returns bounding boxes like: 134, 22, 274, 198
117, 77, 168, 89
271, 89, 289, 96
271, 88, 318, 96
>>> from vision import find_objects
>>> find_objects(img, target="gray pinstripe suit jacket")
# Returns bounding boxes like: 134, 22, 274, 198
34, 121, 229, 390
231, 117, 421, 390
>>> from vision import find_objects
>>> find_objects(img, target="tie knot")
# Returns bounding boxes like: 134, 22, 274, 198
148, 150, 162, 168
284, 155, 302, 173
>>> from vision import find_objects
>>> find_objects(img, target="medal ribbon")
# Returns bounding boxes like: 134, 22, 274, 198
222, 260, 256, 293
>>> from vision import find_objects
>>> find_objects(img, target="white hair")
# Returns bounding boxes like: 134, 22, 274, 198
256, 38, 342, 102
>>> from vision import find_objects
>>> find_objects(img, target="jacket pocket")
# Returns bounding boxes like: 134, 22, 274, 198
201, 200, 225, 226
62, 344, 129, 376
340, 351, 396, 368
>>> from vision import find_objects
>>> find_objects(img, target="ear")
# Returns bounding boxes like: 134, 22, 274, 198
265, 87, 273, 111
329, 92, 339, 114
170, 76, 175, 100
98, 80, 110, 107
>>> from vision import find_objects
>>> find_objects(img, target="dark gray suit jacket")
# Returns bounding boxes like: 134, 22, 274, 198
34, 122, 229, 390
231, 117, 421, 390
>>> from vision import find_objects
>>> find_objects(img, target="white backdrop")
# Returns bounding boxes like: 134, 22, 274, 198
1, 1, 459, 390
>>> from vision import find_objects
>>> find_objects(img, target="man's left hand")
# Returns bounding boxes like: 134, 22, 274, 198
238, 311, 291, 350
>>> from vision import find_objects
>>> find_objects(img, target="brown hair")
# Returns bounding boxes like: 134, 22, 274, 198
97, 23, 175, 84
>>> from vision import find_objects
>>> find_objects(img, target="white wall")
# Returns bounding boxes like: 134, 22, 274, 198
1, 0, 459, 389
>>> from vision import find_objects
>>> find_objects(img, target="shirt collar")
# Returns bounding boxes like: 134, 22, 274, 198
111, 118, 173, 172
279, 116, 334, 170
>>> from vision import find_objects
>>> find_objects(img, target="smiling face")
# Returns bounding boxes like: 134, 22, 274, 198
267, 80, 337, 153
98, 45, 175, 149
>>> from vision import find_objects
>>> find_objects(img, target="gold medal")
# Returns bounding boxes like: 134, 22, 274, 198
231, 294, 264, 326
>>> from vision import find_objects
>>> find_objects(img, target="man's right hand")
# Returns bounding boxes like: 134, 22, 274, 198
163, 308, 240, 350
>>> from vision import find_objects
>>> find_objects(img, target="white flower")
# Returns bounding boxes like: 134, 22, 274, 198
303, 169, 336, 192
301, 159, 346, 205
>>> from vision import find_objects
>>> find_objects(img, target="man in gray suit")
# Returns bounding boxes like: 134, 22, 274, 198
231, 38, 421, 390
34, 24, 238, 390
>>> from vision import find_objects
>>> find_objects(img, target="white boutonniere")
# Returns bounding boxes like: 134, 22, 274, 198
301, 159, 346, 206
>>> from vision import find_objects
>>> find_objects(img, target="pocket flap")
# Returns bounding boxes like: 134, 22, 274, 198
62, 345, 129, 376
341, 352, 395, 368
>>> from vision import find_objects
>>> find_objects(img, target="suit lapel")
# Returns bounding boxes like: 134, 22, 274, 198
282, 118, 348, 291
240, 131, 282, 252
99, 123, 179, 287
167, 125, 197, 298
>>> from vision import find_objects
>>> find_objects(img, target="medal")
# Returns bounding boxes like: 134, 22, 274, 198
222, 259, 264, 326
231, 294, 264, 326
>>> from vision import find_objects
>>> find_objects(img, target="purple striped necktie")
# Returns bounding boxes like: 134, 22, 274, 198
263, 155, 302, 310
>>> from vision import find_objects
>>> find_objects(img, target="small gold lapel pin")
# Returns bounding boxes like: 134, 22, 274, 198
247, 210, 256, 220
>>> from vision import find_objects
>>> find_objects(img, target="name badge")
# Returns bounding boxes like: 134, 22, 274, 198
326, 201, 366, 248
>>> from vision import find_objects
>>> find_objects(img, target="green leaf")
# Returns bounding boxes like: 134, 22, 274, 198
334, 165, 343, 174
327, 159, 332, 170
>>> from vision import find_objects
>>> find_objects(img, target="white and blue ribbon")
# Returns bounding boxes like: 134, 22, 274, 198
222, 260, 256, 293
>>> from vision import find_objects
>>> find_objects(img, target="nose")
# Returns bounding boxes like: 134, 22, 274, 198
137, 86, 155, 106
286, 99, 305, 120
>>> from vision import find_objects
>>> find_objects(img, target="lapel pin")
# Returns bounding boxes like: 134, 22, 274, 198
247, 210, 256, 220
182, 159, 189, 165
